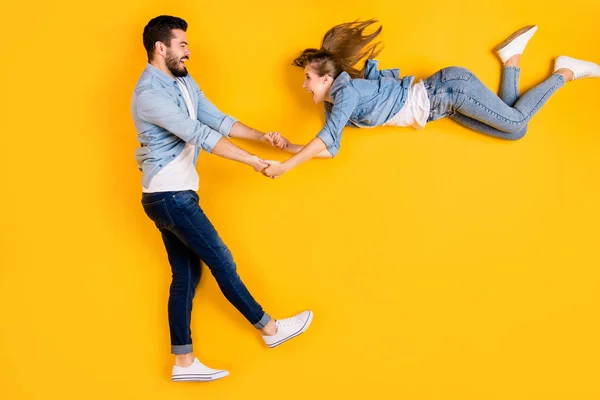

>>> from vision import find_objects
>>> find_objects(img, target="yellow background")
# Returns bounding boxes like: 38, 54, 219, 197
1, 0, 599, 399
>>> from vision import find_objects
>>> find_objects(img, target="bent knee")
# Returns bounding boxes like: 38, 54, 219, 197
505, 124, 528, 140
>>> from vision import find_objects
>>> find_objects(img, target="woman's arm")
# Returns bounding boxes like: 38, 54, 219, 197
272, 133, 332, 158
262, 137, 330, 178
262, 83, 358, 178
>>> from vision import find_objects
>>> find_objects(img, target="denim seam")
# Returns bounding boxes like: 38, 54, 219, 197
173, 191, 191, 198
454, 76, 563, 127
513, 68, 521, 99
185, 247, 193, 346
141, 198, 167, 207
143, 199, 175, 230
501, 67, 521, 102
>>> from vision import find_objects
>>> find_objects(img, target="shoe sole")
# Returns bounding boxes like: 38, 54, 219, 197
171, 371, 229, 382
266, 310, 314, 348
494, 25, 537, 51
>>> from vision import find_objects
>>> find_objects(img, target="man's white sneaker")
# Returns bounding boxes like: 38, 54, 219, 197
171, 358, 229, 382
495, 25, 538, 64
262, 310, 313, 348
554, 56, 600, 80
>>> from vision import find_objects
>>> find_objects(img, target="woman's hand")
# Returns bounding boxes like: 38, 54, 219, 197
261, 160, 289, 179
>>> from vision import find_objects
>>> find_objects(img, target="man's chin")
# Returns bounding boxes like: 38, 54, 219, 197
170, 67, 188, 78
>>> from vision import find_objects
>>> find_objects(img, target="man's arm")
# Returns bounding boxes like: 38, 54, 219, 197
136, 89, 224, 152
136, 89, 267, 172
211, 136, 268, 172
229, 121, 277, 146
194, 86, 276, 145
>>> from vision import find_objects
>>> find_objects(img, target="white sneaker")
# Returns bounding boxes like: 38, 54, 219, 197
554, 56, 600, 80
495, 25, 538, 64
262, 310, 313, 348
171, 358, 229, 382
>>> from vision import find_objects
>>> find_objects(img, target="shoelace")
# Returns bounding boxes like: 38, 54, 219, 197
276, 316, 302, 328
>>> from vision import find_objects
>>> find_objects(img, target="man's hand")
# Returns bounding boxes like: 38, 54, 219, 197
249, 155, 269, 173
262, 160, 288, 179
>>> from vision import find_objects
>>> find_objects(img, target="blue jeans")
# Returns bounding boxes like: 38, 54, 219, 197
424, 66, 566, 139
141, 190, 271, 354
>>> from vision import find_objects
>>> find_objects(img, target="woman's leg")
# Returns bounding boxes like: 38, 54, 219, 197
425, 66, 567, 138
446, 65, 527, 139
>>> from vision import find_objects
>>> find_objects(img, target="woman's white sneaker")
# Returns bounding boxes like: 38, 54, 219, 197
262, 310, 313, 348
495, 25, 538, 64
554, 56, 600, 80
171, 358, 229, 382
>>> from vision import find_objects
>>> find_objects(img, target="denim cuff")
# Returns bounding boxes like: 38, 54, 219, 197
171, 344, 193, 355
253, 312, 272, 329
219, 115, 238, 137
202, 131, 224, 153
315, 134, 339, 157
316, 130, 334, 148
326, 144, 339, 157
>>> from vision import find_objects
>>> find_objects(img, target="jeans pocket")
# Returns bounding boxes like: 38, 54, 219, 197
172, 191, 199, 210
142, 199, 175, 230
441, 67, 472, 82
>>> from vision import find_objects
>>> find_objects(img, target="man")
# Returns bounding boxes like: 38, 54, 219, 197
131, 15, 312, 382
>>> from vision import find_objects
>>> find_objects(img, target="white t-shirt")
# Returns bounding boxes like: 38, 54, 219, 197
143, 78, 199, 193
383, 79, 430, 129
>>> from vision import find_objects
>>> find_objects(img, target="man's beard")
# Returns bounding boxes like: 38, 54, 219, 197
166, 51, 188, 77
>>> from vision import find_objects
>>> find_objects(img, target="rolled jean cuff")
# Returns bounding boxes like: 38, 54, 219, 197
253, 312, 271, 329
171, 344, 193, 355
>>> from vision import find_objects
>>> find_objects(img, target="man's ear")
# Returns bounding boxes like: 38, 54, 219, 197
155, 41, 166, 56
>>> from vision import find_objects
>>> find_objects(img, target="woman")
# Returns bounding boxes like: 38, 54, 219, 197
262, 21, 600, 178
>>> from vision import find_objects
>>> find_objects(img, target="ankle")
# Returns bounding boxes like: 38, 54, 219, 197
556, 68, 574, 82
504, 54, 521, 67
261, 319, 278, 336
174, 353, 195, 367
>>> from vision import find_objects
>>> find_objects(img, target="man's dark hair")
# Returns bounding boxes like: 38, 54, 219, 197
143, 15, 188, 62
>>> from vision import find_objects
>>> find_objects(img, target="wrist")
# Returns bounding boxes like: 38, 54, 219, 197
285, 144, 300, 153
254, 130, 267, 141
280, 161, 292, 172
246, 154, 261, 167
